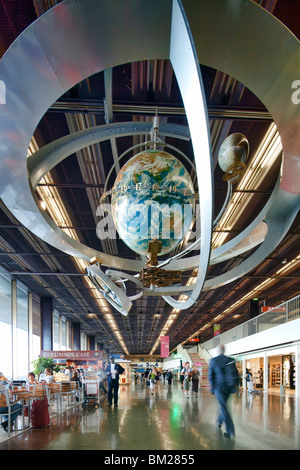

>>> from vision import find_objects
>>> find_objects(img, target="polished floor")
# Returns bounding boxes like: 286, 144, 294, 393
0, 380, 299, 451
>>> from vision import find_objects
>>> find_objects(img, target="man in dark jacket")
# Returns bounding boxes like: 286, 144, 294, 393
208, 344, 237, 438
105, 358, 125, 406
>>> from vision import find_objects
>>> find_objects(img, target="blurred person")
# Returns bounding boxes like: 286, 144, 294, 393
208, 344, 239, 438
26, 372, 37, 386
179, 364, 185, 389
245, 368, 253, 393
181, 361, 192, 398
191, 364, 200, 397
166, 369, 173, 386
0, 387, 23, 432
44, 368, 55, 384
0, 372, 8, 384
147, 367, 157, 395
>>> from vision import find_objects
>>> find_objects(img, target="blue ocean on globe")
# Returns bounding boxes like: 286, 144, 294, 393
111, 150, 195, 256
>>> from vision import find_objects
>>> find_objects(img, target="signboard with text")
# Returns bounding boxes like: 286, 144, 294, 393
41, 350, 103, 361
261, 306, 286, 313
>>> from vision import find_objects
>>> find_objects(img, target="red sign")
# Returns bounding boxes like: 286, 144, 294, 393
214, 324, 220, 336
160, 336, 169, 358
261, 306, 286, 312
189, 338, 200, 343
41, 350, 103, 361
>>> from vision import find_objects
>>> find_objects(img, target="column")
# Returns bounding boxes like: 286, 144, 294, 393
11, 280, 17, 379
73, 323, 81, 350
296, 344, 300, 398
41, 297, 53, 351
89, 336, 96, 350
263, 352, 268, 394
242, 357, 247, 391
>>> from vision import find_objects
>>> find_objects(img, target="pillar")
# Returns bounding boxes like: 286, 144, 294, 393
263, 352, 268, 394
89, 336, 95, 350
296, 344, 300, 398
41, 297, 53, 351
242, 357, 247, 391
73, 323, 81, 350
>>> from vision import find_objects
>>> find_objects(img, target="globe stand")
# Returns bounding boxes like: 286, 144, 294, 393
222, 161, 247, 183
140, 239, 182, 288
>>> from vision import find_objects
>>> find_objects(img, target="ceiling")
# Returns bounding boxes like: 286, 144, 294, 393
0, 0, 299, 356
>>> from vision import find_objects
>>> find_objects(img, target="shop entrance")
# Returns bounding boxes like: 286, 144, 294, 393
246, 357, 264, 389
268, 354, 295, 391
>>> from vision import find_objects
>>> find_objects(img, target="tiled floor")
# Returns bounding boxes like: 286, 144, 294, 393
0, 381, 299, 451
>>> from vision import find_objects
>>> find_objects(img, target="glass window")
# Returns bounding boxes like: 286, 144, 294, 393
53, 312, 60, 350
16, 284, 29, 379
0, 274, 12, 379
31, 295, 41, 366
61, 317, 67, 350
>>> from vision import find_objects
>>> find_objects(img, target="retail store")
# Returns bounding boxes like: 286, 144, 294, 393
237, 345, 297, 395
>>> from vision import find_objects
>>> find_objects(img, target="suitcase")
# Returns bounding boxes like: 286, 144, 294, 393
30, 397, 50, 428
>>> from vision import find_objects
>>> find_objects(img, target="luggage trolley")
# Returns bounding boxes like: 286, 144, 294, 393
82, 377, 100, 412
247, 370, 263, 395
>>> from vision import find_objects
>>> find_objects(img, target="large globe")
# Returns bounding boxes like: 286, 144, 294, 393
111, 149, 195, 257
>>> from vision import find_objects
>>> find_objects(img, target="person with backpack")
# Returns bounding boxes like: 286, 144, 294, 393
208, 344, 239, 438
106, 358, 125, 407
166, 369, 173, 386
181, 361, 193, 398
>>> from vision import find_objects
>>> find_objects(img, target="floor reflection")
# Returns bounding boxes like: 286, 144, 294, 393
0, 381, 299, 450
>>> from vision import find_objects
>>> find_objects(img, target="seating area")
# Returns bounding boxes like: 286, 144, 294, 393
0, 381, 82, 441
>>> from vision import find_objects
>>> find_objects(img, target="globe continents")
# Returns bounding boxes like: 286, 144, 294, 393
111, 150, 195, 257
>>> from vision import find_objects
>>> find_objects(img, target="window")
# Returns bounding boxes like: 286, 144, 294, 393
0, 274, 12, 379
16, 284, 29, 379
53, 312, 60, 350
31, 295, 41, 366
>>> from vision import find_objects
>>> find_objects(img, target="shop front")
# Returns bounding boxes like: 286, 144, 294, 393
238, 345, 296, 395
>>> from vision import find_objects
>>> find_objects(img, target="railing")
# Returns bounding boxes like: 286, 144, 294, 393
202, 294, 300, 351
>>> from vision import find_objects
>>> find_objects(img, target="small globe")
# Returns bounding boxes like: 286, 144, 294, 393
111, 149, 195, 257
218, 133, 249, 173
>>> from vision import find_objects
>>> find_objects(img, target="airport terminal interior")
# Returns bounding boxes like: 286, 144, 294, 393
0, 0, 300, 453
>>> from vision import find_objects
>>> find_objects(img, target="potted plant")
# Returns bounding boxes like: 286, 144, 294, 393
32, 356, 61, 380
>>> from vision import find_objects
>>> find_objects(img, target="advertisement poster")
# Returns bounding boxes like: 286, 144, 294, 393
160, 336, 169, 358
214, 324, 220, 336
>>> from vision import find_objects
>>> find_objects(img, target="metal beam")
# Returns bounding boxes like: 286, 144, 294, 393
50, 100, 273, 121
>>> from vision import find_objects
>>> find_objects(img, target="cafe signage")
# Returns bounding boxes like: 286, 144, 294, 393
41, 350, 103, 360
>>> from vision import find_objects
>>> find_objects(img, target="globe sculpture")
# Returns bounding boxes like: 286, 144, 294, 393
218, 133, 249, 182
111, 149, 195, 257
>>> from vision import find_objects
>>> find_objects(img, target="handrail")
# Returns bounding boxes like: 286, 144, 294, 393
202, 294, 300, 351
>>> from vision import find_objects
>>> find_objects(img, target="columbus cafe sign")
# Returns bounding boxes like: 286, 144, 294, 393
41, 350, 103, 361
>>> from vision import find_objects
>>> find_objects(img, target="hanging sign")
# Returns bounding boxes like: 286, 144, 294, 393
160, 336, 169, 358
214, 324, 221, 337
261, 306, 286, 313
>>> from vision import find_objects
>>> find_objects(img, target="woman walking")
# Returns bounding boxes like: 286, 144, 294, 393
181, 361, 192, 398
192, 365, 200, 397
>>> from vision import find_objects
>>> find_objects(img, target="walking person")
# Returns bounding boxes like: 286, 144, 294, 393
245, 368, 253, 393
208, 344, 239, 438
181, 361, 192, 398
191, 364, 200, 397
147, 367, 157, 395
105, 358, 125, 407
166, 369, 173, 387
179, 364, 185, 389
